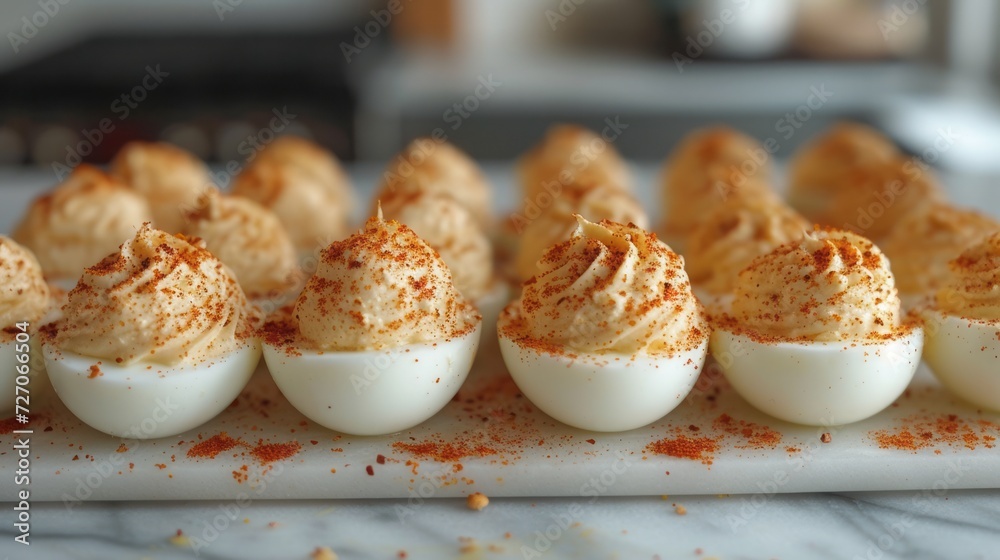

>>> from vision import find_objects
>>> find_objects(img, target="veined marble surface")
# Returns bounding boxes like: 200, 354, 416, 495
1, 491, 999, 559
0, 163, 999, 559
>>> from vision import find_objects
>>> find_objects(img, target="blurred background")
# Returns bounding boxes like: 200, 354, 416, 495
0, 0, 998, 177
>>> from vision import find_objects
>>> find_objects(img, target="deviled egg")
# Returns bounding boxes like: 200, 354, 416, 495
262, 208, 482, 436
232, 135, 356, 257
379, 190, 508, 333
514, 181, 648, 283
922, 232, 1000, 411
659, 126, 774, 251
0, 236, 50, 416
378, 138, 492, 225
518, 124, 633, 204
185, 188, 303, 309
13, 165, 153, 288
42, 225, 261, 439
498, 216, 709, 432
882, 202, 999, 307
711, 229, 923, 426
684, 193, 808, 312
110, 141, 212, 234
786, 122, 898, 222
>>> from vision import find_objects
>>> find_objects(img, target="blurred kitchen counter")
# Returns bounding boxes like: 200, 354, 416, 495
353, 51, 1000, 178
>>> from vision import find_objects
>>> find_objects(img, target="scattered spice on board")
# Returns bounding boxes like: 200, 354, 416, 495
0, 416, 28, 434
392, 440, 499, 463
713, 413, 782, 449
646, 436, 719, 465
646, 413, 783, 466
871, 414, 1000, 453
185, 432, 301, 466
250, 440, 302, 464
187, 433, 242, 459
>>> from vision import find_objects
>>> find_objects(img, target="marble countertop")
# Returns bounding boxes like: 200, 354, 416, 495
1, 163, 999, 559
4, 491, 1000, 559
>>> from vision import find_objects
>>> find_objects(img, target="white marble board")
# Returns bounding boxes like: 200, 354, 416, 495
2, 338, 999, 503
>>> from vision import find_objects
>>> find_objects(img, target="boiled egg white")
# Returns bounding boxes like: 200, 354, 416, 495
497, 307, 708, 432
710, 327, 923, 425
922, 310, 1000, 411
0, 298, 65, 416
44, 342, 261, 439
264, 323, 481, 436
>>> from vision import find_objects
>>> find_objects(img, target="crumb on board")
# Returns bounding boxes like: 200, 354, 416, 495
168, 529, 190, 547
467, 492, 489, 511
311, 546, 338, 560
458, 538, 480, 554
821, 432, 832, 443
675, 504, 687, 515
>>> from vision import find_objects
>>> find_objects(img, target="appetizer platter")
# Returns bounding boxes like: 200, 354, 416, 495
1, 123, 998, 501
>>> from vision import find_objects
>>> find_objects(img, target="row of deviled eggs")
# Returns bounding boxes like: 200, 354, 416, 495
2, 204, 996, 439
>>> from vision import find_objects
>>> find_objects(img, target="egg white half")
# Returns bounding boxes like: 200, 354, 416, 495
45, 342, 261, 439
264, 323, 481, 436
498, 329, 708, 432
923, 309, 1000, 412
710, 327, 923, 426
